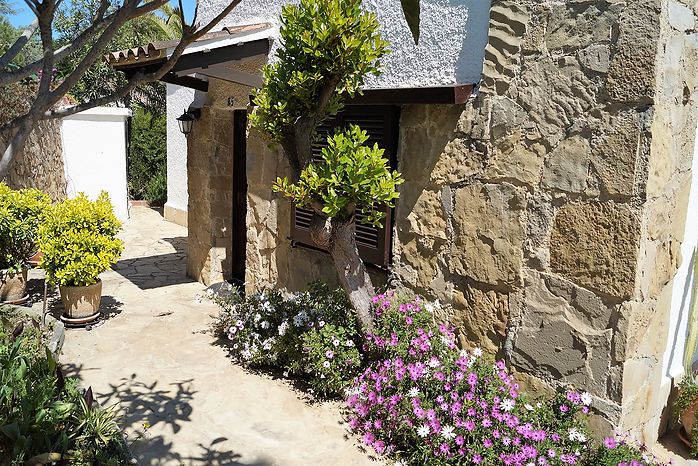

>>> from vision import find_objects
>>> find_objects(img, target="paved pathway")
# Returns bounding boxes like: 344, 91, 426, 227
54, 207, 375, 466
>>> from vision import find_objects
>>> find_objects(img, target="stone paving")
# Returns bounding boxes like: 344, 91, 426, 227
43, 207, 375, 466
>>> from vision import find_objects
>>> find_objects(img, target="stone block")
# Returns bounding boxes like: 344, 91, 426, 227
606, 0, 661, 104
451, 285, 508, 354
590, 111, 647, 197
430, 138, 482, 185
577, 44, 611, 73
668, 0, 695, 32
451, 183, 526, 288
486, 132, 545, 186
550, 201, 640, 300
541, 136, 591, 193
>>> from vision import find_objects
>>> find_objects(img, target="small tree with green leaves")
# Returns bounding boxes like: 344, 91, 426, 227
252, 0, 403, 332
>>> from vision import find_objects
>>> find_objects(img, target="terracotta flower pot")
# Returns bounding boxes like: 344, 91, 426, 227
0, 268, 28, 303
59, 279, 102, 324
27, 251, 43, 267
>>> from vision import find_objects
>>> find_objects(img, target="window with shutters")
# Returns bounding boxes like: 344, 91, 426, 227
290, 105, 400, 268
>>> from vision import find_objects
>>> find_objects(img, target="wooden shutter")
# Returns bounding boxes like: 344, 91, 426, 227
290, 105, 400, 268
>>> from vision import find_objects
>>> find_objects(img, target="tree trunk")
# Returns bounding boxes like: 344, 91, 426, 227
310, 214, 375, 332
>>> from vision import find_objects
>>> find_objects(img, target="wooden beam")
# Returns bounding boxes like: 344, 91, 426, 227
171, 39, 270, 73
176, 64, 263, 88
346, 84, 475, 105
160, 72, 209, 92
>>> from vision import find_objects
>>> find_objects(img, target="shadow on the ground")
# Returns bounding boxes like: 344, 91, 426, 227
112, 236, 193, 290
659, 426, 694, 462
71, 372, 273, 466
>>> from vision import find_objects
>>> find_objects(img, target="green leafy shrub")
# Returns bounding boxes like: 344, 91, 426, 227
0, 183, 51, 272
273, 125, 404, 226
0, 321, 126, 465
38, 192, 123, 287
145, 169, 167, 205
211, 281, 363, 396
128, 107, 167, 203
250, 0, 388, 144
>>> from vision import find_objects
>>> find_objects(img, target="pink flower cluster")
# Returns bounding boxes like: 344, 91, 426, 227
347, 293, 592, 465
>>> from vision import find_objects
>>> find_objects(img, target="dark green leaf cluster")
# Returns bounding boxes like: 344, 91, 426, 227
128, 107, 167, 204
274, 125, 404, 226
250, 0, 388, 143
0, 314, 125, 465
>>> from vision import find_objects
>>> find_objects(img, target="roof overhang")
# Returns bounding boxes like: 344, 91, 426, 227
107, 22, 476, 104
107, 23, 273, 92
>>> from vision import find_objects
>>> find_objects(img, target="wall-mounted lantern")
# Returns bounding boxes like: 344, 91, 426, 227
176, 108, 201, 136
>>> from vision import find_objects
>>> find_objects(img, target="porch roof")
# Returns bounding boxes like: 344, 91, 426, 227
106, 22, 476, 104
106, 23, 274, 91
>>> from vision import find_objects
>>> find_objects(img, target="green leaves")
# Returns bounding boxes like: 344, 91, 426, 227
0, 183, 51, 272
400, 0, 421, 45
273, 125, 404, 226
251, 0, 388, 144
38, 192, 124, 287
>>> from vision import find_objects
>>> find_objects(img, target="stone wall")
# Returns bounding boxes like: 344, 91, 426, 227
390, 0, 698, 442
3, 119, 66, 201
185, 0, 698, 442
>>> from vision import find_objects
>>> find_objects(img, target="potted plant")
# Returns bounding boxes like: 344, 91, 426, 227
675, 246, 698, 455
38, 192, 123, 324
0, 184, 50, 303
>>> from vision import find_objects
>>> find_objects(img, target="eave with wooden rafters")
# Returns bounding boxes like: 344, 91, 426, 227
106, 22, 477, 105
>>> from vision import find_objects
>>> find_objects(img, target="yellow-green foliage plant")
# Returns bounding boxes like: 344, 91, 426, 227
0, 183, 51, 273
38, 192, 123, 287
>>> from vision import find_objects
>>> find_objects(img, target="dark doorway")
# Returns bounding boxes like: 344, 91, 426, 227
231, 109, 248, 285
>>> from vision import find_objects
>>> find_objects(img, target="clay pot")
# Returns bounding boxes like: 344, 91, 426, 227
680, 399, 698, 448
59, 279, 102, 324
27, 251, 43, 267
0, 268, 28, 303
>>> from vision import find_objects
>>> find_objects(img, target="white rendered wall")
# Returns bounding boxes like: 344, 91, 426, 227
662, 121, 698, 384
166, 84, 195, 215
198, 0, 491, 87
60, 107, 131, 221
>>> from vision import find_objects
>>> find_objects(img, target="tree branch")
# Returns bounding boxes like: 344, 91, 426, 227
0, 0, 163, 87
0, 20, 38, 71
43, 0, 244, 119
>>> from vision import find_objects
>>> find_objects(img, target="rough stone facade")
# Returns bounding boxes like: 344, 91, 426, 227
185, 0, 698, 444
390, 0, 698, 443
3, 119, 66, 201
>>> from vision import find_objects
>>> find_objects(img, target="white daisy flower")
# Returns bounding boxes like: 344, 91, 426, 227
440, 335, 452, 345
333, 339, 340, 347
473, 347, 483, 357
581, 392, 592, 406
500, 398, 515, 412
441, 425, 456, 440
278, 321, 290, 336
525, 404, 534, 411
254, 313, 262, 323
319, 320, 326, 327
345, 340, 355, 347
260, 321, 270, 329
323, 361, 331, 368
417, 425, 430, 438
408, 387, 419, 398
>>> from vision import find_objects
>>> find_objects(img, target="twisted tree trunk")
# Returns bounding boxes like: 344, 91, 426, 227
309, 212, 375, 332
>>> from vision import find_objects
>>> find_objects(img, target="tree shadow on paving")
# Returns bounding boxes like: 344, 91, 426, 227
135, 437, 276, 466
89, 373, 271, 465
112, 236, 193, 290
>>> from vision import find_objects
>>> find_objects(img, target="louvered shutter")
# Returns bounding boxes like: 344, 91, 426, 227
290, 105, 400, 268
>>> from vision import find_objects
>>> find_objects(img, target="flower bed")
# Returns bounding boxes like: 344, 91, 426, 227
211, 285, 670, 465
